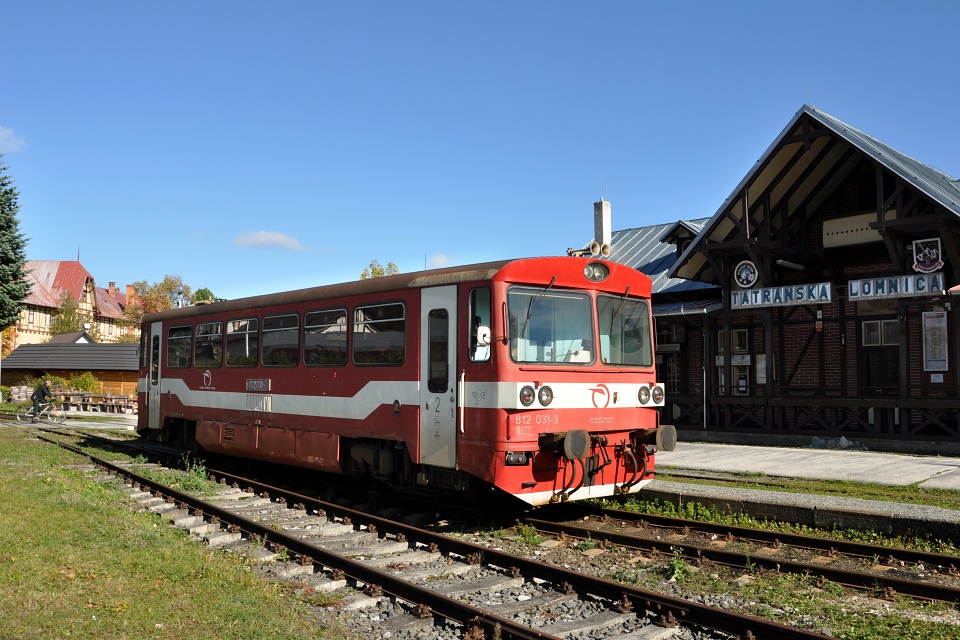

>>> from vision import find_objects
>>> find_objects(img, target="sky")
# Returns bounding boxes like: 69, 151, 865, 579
3, 1, 960, 301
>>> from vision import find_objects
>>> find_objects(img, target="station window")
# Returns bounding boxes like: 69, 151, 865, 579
353, 303, 405, 365
304, 308, 347, 366
226, 318, 259, 367
262, 314, 299, 367
862, 319, 899, 346
195, 321, 223, 367
167, 326, 192, 368
717, 328, 749, 353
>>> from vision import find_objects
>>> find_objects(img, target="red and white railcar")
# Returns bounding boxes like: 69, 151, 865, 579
137, 257, 675, 505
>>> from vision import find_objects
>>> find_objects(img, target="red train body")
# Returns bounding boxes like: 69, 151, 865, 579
137, 257, 675, 506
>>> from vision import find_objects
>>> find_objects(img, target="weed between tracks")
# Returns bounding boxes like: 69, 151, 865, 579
605, 496, 960, 556
0, 426, 342, 640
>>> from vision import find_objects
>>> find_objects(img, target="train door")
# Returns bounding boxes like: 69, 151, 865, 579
148, 321, 162, 430
419, 286, 458, 468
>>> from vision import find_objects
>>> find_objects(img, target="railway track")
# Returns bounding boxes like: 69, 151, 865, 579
518, 506, 960, 604
35, 429, 831, 640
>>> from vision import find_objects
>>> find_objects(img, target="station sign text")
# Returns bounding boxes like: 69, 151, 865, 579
848, 273, 944, 300
731, 282, 832, 309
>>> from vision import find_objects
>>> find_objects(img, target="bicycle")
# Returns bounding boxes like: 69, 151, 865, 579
16, 401, 67, 425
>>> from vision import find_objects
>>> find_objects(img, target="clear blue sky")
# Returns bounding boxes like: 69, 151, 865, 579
4, 1, 958, 301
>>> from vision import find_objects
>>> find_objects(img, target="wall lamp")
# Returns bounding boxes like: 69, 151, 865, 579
776, 259, 805, 271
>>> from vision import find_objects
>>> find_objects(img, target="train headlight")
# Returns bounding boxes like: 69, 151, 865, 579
505, 452, 529, 466
638, 385, 651, 404
583, 262, 609, 282
538, 386, 553, 406
520, 385, 536, 406
652, 385, 665, 404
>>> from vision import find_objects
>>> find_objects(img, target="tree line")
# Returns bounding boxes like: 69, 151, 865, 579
0, 156, 399, 354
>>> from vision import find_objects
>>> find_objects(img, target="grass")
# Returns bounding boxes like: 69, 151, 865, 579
0, 425, 345, 640
656, 468, 960, 511
598, 496, 960, 556
609, 561, 959, 639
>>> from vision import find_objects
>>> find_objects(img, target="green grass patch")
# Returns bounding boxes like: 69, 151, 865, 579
0, 426, 341, 640
594, 496, 960, 556
656, 468, 960, 511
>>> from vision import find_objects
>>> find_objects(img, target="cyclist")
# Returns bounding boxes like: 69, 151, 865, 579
31, 379, 54, 423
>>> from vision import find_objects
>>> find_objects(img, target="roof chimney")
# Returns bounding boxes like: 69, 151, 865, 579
594, 199, 611, 248
108, 282, 116, 296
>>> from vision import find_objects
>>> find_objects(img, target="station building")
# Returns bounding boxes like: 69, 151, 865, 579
593, 105, 960, 451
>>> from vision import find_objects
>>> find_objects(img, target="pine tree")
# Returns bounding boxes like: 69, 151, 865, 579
0, 156, 29, 330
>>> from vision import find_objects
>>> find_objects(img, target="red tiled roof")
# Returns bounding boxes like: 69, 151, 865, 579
24, 261, 129, 319
94, 286, 125, 319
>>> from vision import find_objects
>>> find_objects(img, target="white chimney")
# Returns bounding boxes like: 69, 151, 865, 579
594, 199, 611, 247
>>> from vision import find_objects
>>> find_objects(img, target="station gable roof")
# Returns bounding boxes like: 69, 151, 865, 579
669, 104, 960, 285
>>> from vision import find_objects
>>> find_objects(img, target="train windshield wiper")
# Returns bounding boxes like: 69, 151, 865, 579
520, 276, 556, 339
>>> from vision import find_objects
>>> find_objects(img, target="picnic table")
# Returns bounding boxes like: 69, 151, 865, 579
56, 392, 138, 414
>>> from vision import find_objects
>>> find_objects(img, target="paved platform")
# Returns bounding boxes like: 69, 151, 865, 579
641, 442, 960, 540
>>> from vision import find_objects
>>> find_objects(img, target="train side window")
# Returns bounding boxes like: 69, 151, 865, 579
226, 318, 259, 367
150, 335, 160, 384
353, 302, 405, 365
167, 326, 192, 368
195, 321, 223, 367
262, 313, 300, 367
305, 308, 347, 366
469, 287, 491, 362
427, 308, 449, 392
140, 330, 148, 369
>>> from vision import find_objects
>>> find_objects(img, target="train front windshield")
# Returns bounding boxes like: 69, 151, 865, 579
507, 287, 653, 366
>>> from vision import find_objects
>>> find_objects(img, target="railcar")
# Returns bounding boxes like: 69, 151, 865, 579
137, 257, 675, 506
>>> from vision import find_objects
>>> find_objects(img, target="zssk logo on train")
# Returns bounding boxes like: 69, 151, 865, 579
590, 384, 611, 408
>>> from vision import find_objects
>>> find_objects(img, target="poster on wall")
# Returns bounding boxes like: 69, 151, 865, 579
922, 311, 948, 371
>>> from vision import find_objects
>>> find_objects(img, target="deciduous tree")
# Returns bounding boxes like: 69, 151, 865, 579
360, 260, 400, 279
49, 291, 100, 340
0, 157, 29, 330
192, 287, 216, 303
119, 275, 192, 330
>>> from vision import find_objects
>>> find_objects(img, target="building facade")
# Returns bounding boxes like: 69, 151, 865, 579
594, 105, 960, 449
13, 260, 137, 348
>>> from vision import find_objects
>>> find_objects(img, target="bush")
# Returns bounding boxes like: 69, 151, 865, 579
28, 375, 69, 391
68, 372, 101, 393
0, 386, 8, 403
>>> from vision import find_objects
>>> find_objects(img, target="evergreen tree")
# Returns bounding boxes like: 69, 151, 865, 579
0, 156, 29, 330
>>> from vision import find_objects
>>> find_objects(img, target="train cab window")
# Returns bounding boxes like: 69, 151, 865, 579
262, 314, 300, 367
597, 295, 653, 367
140, 330, 148, 369
304, 308, 347, 366
226, 318, 259, 367
507, 287, 594, 364
166, 326, 192, 368
469, 287, 491, 362
353, 303, 405, 365
194, 321, 223, 367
